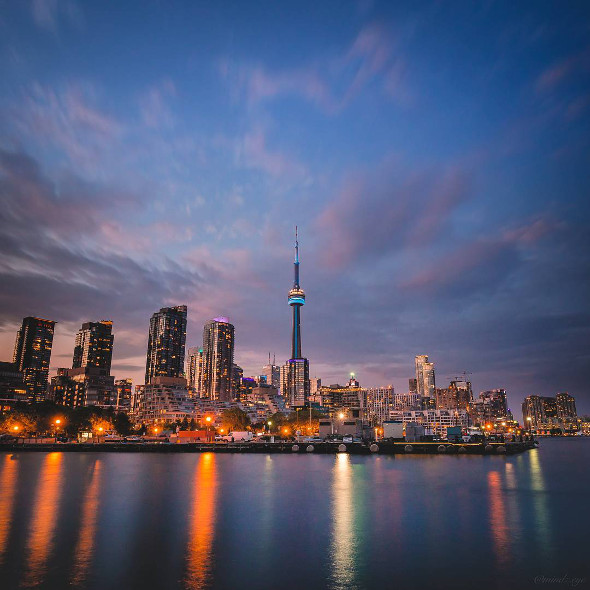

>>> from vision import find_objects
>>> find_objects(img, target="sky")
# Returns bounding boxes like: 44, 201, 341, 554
1, 0, 589, 416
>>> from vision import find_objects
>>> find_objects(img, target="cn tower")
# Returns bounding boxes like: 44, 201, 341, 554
286, 227, 310, 407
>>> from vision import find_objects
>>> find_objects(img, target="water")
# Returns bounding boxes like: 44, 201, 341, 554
0, 439, 588, 590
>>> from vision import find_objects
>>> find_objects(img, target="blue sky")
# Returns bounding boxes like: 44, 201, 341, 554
1, 0, 589, 415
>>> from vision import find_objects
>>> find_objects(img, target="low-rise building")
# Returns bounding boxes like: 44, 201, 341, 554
132, 377, 196, 425
389, 409, 470, 436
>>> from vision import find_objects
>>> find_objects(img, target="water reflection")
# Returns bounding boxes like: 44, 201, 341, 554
185, 453, 217, 589
529, 450, 551, 559
488, 470, 509, 566
22, 452, 64, 588
329, 453, 358, 590
71, 459, 102, 587
0, 454, 18, 563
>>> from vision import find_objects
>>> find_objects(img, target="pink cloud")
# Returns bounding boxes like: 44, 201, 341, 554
536, 48, 590, 92
236, 129, 306, 179
17, 82, 123, 174
315, 158, 471, 269
226, 22, 409, 115
139, 79, 176, 129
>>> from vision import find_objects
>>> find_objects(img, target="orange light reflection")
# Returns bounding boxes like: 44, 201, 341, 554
488, 470, 509, 566
23, 452, 64, 587
0, 455, 18, 563
185, 452, 217, 589
71, 460, 102, 587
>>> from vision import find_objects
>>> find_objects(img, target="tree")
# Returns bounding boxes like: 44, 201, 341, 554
113, 412, 133, 435
220, 408, 250, 432
0, 411, 39, 436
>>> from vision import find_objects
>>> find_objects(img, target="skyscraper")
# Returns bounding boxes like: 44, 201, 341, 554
145, 306, 187, 385
286, 228, 310, 407
73, 320, 114, 372
415, 355, 435, 398
13, 316, 56, 403
187, 347, 204, 398
262, 353, 280, 389
51, 319, 116, 409
202, 317, 235, 401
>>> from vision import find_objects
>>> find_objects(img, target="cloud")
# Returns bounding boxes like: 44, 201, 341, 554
223, 23, 410, 114
535, 47, 590, 92
14, 82, 123, 175
315, 159, 471, 269
139, 79, 176, 129
235, 129, 306, 179
31, 0, 82, 34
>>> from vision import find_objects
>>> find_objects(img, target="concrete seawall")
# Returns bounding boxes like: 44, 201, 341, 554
0, 440, 536, 455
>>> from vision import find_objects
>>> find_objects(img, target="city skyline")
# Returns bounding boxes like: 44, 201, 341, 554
1, 1, 589, 413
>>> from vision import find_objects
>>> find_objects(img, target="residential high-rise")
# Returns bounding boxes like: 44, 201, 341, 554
436, 379, 472, 410
145, 306, 187, 385
13, 316, 56, 403
202, 317, 235, 401
468, 389, 508, 426
73, 320, 114, 372
262, 353, 280, 390
409, 378, 418, 394
415, 355, 435, 398
522, 394, 561, 430
366, 386, 395, 426
115, 378, 133, 412
0, 362, 27, 408
52, 319, 116, 409
556, 392, 577, 419
286, 228, 310, 407
231, 364, 243, 399
187, 347, 204, 398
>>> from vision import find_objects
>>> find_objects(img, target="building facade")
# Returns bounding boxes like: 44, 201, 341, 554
13, 316, 56, 403
0, 362, 27, 410
389, 409, 470, 436
72, 320, 114, 373
415, 355, 435, 399
366, 386, 395, 426
202, 317, 235, 401
132, 376, 195, 425
51, 366, 117, 408
522, 394, 576, 432
468, 389, 508, 426
115, 378, 133, 412
187, 347, 204, 398
145, 305, 187, 385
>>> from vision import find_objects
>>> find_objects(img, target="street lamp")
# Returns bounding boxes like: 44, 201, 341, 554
338, 412, 345, 420
12, 425, 19, 433
205, 416, 212, 441
267, 420, 272, 434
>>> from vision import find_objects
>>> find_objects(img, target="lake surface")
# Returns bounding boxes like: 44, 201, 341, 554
0, 439, 588, 590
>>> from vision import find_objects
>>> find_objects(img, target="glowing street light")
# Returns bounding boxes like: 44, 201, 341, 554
338, 413, 345, 420
12, 425, 19, 432
55, 419, 61, 425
